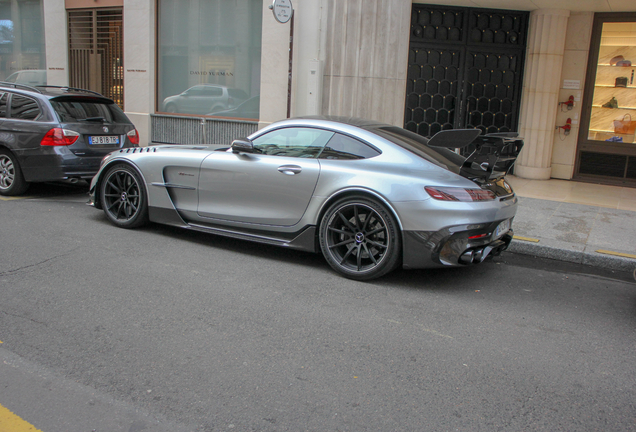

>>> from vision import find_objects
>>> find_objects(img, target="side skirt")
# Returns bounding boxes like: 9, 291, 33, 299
148, 206, 319, 253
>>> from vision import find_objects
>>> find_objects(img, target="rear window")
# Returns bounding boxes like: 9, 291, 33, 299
51, 99, 130, 123
320, 133, 381, 160
374, 126, 466, 172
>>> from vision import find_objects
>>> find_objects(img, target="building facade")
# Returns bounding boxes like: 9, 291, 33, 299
6, 0, 636, 186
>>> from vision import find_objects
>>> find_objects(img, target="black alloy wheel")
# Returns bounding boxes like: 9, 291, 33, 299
100, 164, 148, 228
0, 149, 29, 196
319, 197, 401, 280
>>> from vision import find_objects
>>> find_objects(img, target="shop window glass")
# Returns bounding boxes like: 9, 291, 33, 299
0, 0, 46, 86
157, 0, 262, 120
587, 22, 636, 144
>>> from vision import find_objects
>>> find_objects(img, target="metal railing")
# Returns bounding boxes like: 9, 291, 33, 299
150, 114, 258, 145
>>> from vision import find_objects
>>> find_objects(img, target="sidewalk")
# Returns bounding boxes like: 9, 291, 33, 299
506, 176, 636, 272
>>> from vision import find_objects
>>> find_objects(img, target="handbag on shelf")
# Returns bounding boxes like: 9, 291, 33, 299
615, 77, 628, 87
613, 114, 636, 135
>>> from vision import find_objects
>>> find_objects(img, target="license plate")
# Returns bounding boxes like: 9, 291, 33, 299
89, 136, 119, 145
494, 219, 511, 239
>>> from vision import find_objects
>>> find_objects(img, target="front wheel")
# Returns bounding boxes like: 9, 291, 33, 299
319, 196, 401, 281
0, 149, 29, 196
100, 164, 148, 228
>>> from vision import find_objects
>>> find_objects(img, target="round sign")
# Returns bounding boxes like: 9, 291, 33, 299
271, 0, 293, 24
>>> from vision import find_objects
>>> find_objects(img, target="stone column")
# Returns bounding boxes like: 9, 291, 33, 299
516, 9, 570, 180
322, 0, 411, 127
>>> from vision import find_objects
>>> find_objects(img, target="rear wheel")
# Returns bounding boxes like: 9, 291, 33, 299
0, 149, 29, 196
100, 164, 148, 228
319, 196, 401, 281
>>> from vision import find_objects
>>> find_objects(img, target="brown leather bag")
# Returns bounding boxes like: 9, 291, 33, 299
614, 114, 636, 134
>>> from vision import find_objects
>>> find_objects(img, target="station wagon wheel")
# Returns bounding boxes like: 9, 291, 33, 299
0, 149, 29, 196
100, 164, 148, 228
319, 197, 401, 281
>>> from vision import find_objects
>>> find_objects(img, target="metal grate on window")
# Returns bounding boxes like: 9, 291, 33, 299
68, 8, 124, 109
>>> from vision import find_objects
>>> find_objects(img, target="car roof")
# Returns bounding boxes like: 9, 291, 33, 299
0, 82, 115, 103
287, 115, 392, 131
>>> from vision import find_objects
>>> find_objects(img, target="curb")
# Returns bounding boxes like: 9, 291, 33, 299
508, 238, 636, 272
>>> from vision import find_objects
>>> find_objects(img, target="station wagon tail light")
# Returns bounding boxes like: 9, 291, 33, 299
41, 128, 80, 146
425, 186, 496, 202
127, 128, 140, 146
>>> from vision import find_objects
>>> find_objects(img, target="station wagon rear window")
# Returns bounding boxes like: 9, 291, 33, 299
51, 99, 130, 123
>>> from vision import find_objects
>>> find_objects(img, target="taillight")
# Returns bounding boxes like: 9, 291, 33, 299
127, 128, 140, 146
425, 186, 496, 202
41, 128, 80, 146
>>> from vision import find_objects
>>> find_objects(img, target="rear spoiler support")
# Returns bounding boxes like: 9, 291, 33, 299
427, 129, 524, 182
460, 133, 524, 182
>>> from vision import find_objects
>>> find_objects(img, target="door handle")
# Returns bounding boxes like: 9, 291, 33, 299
278, 165, 302, 175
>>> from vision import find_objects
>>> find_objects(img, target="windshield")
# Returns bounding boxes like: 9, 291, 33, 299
373, 126, 466, 172
51, 99, 130, 123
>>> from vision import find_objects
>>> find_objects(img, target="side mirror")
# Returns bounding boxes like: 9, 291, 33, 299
231, 138, 254, 154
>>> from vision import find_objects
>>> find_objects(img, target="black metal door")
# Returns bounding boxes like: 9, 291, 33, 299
405, 5, 528, 137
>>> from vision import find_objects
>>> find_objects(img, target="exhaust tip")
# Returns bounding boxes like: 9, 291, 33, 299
459, 250, 474, 264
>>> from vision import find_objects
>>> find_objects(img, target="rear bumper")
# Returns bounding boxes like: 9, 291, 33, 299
402, 220, 514, 269
15, 147, 104, 182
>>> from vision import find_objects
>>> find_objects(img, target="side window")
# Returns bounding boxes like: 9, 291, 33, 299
186, 87, 203, 96
320, 133, 381, 160
201, 86, 223, 96
10, 94, 41, 121
252, 127, 335, 158
0, 93, 7, 118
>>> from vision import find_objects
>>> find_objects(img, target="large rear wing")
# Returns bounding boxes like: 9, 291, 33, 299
428, 130, 524, 182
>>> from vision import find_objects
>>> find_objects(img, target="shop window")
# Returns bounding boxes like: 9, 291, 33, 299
576, 13, 636, 186
0, 0, 46, 86
587, 22, 636, 144
157, 0, 262, 120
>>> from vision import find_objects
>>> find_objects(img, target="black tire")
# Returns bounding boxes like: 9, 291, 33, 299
0, 149, 29, 196
319, 196, 401, 281
100, 164, 149, 228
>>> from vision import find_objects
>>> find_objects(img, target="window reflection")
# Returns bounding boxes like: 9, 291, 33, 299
157, 0, 262, 120
0, 1, 46, 86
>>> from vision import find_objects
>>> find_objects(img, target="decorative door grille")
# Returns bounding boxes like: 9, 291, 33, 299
68, 8, 124, 108
405, 5, 528, 138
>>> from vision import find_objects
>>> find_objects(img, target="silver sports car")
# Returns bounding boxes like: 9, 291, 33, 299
88, 116, 523, 280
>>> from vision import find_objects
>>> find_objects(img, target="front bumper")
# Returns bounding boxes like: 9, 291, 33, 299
402, 220, 514, 269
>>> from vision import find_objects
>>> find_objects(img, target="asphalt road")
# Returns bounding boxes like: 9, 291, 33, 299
1, 182, 635, 432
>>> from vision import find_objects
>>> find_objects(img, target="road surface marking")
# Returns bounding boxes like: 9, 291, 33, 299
0, 196, 30, 201
513, 235, 540, 243
0, 403, 43, 432
595, 250, 636, 260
